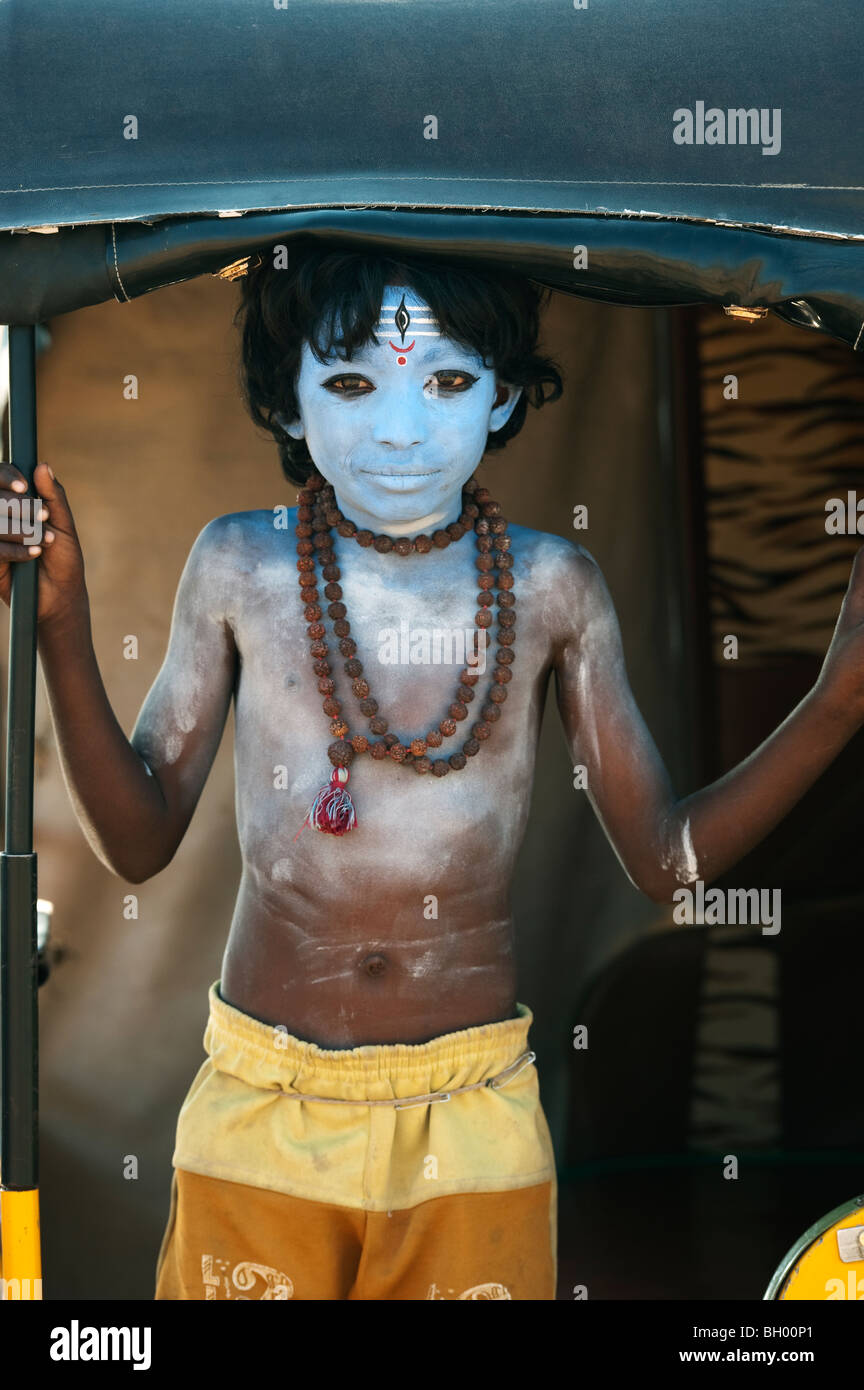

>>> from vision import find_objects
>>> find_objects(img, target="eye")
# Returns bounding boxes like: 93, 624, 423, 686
322, 375, 373, 396
429, 371, 479, 392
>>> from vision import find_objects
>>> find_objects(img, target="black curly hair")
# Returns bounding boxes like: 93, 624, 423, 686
234, 237, 564, 488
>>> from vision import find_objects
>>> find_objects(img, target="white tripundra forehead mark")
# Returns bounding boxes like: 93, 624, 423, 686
377, 291, 441, 341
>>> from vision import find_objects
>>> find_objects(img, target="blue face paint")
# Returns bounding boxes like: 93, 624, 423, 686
282, 285, 522, 535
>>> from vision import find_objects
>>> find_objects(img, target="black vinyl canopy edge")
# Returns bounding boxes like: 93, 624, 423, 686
1, 208, 862, 355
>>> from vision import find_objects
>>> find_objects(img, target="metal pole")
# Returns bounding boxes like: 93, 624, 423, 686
0, 323, 42, 1300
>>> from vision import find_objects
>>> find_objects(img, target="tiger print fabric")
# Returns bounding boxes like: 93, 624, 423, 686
699, 308, 864, 663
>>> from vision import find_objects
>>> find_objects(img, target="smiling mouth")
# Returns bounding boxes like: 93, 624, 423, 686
360, 469, 441, 478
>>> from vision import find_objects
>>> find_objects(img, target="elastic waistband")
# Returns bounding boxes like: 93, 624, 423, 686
203, 981, 536, 1102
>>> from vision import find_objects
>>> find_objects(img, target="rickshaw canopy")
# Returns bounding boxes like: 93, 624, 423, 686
1, 0, 863, 344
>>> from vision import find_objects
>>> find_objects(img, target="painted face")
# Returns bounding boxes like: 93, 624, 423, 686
280, 285, 522, 531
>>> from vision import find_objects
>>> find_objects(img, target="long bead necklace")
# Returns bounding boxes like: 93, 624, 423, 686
294, 471, 516, 837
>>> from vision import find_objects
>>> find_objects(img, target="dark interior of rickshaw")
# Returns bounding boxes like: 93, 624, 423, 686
558, 303, 864, 1300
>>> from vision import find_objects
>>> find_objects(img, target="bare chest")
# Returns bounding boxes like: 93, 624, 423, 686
228, 527, 553, 884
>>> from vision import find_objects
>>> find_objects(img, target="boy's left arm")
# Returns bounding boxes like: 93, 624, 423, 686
552, 541, 864, 904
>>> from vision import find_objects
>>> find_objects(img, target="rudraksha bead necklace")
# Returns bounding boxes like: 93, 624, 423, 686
294, 470, 516, 837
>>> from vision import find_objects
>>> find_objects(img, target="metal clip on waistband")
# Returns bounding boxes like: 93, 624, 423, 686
275, 1050, 537, 1110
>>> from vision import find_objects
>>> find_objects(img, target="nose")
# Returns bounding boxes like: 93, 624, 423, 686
369, 387, 426, 451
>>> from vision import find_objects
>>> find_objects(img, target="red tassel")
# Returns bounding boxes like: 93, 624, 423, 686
294, 766, 357, 839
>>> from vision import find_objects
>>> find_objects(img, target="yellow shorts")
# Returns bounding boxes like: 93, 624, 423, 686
155, 981, 558, 1301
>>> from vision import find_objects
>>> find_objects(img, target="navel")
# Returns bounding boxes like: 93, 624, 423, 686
360, 952, 388, 978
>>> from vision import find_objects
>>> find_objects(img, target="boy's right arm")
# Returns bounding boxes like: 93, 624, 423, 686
29, 470, 238, 883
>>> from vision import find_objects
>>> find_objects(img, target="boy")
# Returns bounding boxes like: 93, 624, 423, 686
9, 245, 864, 1301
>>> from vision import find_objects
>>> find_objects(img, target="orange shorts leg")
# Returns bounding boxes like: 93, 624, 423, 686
154, 1168, 364, 1301
349, 1178, 558, 1301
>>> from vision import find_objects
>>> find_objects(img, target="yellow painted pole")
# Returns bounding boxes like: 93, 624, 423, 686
0, 1188, 42, 1299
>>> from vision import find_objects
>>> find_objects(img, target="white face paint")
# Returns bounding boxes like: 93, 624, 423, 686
280, 284, 522, 535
